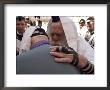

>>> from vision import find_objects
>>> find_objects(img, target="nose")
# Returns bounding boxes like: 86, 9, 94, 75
19, 24, 23, 28
52, 34, 59, 41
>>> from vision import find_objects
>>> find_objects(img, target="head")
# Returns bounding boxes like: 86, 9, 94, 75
79, 19, 85, 29
31, 28, 49, 48
38, 20, 42, 27
86, 17, 94, 32
49, 16, 68, 46
16, 16, 26, 34
25, 17, 29, 23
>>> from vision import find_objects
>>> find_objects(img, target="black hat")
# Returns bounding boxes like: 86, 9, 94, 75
51, 16, 60, 22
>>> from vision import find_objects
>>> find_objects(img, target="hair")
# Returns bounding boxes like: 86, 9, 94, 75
51, 16, 60, 22
79, 19, 85, 24
16, 16, 25, 21
87, 17, 94, 22
37, 16, 40, 19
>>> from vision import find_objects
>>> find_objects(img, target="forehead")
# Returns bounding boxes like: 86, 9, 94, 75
16, 20, 25, 24
51, 21, 63, 32
51, 21, 62, 26
86, 20, 94, 24
86, 19, 94, 23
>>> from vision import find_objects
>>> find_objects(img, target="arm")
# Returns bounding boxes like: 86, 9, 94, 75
50, 46, 94, 74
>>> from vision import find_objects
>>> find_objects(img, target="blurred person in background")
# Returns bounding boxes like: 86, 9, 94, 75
79, 19, 85, 30
18, 25, 39, 55
16, 16, 27, 55
36, 16, 42, 28
85, 17, 95, 49
17, 17, 41, 55
25, 16, 31, 28
78, 19, 88, 38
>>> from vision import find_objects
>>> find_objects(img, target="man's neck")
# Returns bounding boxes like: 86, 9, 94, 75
17, 30, 24, 35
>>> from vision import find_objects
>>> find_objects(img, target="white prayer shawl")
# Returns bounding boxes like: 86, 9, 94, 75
19, 26, 38, 55
78, 26, 88, 38
47, 17, 94, 64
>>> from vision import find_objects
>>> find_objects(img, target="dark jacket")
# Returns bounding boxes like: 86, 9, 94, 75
16, 44, 80, 74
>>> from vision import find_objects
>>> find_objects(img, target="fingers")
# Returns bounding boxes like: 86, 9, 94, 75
54, 57, 72, 63
50, 47, 56, 52
50, 51, 66, 58
50, 46, 61, 52
50, 51, 73, 63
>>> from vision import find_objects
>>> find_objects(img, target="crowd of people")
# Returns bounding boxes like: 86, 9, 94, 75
16, 16, 94, 74
78, 17, 94, 49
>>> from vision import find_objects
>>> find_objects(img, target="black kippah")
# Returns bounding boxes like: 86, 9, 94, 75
51, 16, 60, 22
31, 28, 48, 38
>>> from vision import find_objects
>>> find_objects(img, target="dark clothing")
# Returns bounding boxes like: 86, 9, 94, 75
16, 33, 23, 41
85, 31, 94, 49
16, 44, 80, 74
16, 31, 23, 56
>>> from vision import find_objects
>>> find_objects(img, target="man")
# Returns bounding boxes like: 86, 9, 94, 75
79, 19, 85, 30
78, 19, 88, 38
47, 16, 94, 74
16, 16, 27, 55
16, 28, 80, 74
85, 17, 95, 49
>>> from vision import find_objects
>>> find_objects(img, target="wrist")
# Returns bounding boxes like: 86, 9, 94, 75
70, 51, 79, 66
78, 55, 89, 68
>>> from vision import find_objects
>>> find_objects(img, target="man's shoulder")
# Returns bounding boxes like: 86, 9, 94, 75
17, 44, 50, 58
16, 44, 80, 74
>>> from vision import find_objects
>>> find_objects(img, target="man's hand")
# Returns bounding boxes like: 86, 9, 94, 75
50, 46, 88, 68
50, 46, 94, 74
50, 46, 74, 63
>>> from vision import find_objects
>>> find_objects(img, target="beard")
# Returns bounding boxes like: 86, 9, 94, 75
50, 38, 68, 47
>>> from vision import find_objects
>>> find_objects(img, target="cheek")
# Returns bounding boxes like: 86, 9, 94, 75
23, 25, 26, 28
92, 24, 94, 28
16, 24, 20, 27
16, 26, 19, 28
51, 28, 60, 33
51, 23, 63, 32
16, 26, 21, 30
87, 24, 91, 28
